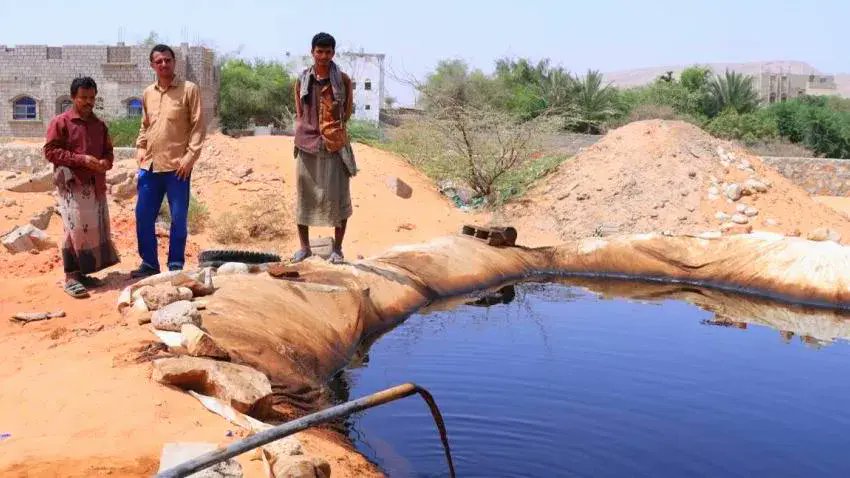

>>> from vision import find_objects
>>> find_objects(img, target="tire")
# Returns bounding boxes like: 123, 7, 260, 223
199, 249, 281, 268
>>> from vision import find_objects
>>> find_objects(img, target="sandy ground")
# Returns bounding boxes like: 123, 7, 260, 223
2, 125, 845, 476
504, 120, 850, 242
0, 134, 502, 477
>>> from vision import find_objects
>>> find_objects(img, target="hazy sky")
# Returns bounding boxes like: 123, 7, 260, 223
2, 0, 847, 105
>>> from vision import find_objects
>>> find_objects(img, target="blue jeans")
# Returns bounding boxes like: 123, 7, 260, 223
136, 169, 190, 272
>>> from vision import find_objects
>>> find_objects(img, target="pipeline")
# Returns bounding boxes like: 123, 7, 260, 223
156, 382, 456, 478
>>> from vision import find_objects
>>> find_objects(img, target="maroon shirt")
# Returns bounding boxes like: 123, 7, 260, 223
43, 108, 114, 195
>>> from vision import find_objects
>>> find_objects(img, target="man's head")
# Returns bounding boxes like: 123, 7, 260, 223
149, 44, 176, 79
311, 32, 336, 68
70, 76, 98, 118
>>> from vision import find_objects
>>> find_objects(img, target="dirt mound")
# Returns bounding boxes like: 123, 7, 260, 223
505, 120, 850, 242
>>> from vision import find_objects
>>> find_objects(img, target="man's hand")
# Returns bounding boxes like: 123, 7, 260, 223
175, 156, 194, 181
83, 155, 108, 173
135, 148, 146, 167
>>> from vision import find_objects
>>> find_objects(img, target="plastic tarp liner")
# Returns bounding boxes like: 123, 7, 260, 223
190, 232, 850, 412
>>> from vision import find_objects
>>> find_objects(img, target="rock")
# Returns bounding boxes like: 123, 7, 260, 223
731, 213, 749, 225
744, 179, 768, 193
724, 184, 742, 201
181, 324, 229, 359
217, 262, 250, 275
788, 229, 802, 237
29, 207, 55, 230
384, 175, 413, 199
6, 170, 54, 193
807, 228, 841, 243
151, 300, 201, 331
720, 223, 753, 235
715, 211, 731, 222
177, 287, 193, 301
234, 166, 253, 178
112, 175, 137, 200
152, 356, 272, 414
141, 285, 184, 311
106, 170, 130, 185
2, 224, 55, 253
273, 457, 331, 478
157, 442, 243, 477
744, 206, 759, 217
310, 237, 335, 260
11, 310, 65, 323
708, 186, 719, 196
764, 218, 780, 227
263, 436, 303, 459
735, 204, 748, 213
2, 198, 18, 207
697, 231, 722, 239
687, 170, 697, 178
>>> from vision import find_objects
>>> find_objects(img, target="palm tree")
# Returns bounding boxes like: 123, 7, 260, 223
706, 70, 760, 117
571, 70, 617, 133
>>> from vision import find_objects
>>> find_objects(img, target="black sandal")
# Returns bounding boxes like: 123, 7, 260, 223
64, 279, 90, 299
79, 275, 105, 288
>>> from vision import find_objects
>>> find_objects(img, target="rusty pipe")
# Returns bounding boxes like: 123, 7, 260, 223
156, 382, 455, 478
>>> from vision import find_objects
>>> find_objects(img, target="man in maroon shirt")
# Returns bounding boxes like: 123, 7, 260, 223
44, 77, 120, 298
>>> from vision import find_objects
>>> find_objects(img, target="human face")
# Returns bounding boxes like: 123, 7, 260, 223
150, 50, 175, 79
72, 87, 97, 118
311, 46, 334, 68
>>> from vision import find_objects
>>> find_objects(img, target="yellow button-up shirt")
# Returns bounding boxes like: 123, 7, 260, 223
135, 79, 205, 172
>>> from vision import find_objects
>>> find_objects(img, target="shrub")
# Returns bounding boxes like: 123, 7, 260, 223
347, 119, 382, 143
158, 194, 210, 234
210, 193, 290, 245
705, 109, 778, 144
108, 117, 141, 147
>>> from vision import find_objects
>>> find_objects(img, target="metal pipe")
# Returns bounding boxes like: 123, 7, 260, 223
156, 382, 455, 478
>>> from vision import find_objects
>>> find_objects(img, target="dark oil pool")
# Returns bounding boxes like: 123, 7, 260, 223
330, 280, 850, 477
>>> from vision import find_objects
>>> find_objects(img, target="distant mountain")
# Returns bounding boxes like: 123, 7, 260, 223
604, 60, 823, 86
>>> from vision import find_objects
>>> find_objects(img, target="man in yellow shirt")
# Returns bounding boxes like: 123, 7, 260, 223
132, 44, 205, 278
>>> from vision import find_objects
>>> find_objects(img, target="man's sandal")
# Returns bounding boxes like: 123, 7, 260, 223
328, 251, 345, 264
291, 249, 312, 264
64, 279, 90, 299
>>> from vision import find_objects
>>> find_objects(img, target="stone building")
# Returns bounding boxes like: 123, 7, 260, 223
0, 42, 220, 138
756, 71, 839, 104
287, 50, 386, 123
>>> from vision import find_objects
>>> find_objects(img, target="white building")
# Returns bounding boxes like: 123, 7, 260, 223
286, 50, 385, 123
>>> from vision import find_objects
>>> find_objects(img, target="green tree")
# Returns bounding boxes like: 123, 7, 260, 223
679, 65, 712, 93
705, 70, 760, 117
218, 59, 295, 131
570, 70, 618, 133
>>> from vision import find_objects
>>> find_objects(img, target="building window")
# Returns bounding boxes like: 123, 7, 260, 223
769, 93, 776, 104
47, 47, 62, 60
365, 104, 371, 110
57, 97, 72, 114
127, 98, 143, 117
364, 80, 372, 91
352, 81, 357, 90
12, 96, 37, 120
95, 97, 104, 111
781, 94, 787, 102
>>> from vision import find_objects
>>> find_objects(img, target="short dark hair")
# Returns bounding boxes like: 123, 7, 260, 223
311, 32, 336, 51
149, 43, 176, 62
71, 76, 97, 97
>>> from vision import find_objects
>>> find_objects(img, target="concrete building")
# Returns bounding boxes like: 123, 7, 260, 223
287, 50, 386, 123
756, 70, 839, 104
0, 42, 220, 138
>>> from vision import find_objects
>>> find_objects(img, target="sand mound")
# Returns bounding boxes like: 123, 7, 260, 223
505, 120, 850, 242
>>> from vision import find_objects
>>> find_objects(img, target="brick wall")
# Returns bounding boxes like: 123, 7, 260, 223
0, 144, 134, 173
761, 156, 850, 196
0, 43, 220, 137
